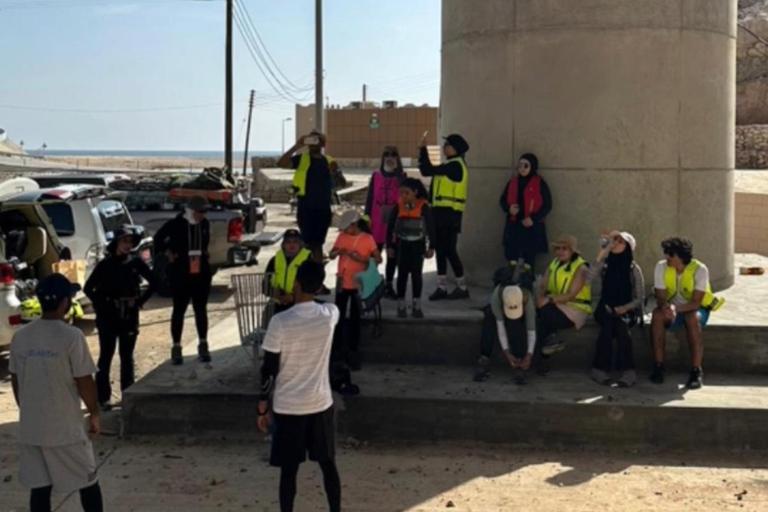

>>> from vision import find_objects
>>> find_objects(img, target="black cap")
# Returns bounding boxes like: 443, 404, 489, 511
36, 273, 81, 308
283, 229, 303, 241
443, 134, 470, 155
187, 195, 210, 213
107, 226, 139, 253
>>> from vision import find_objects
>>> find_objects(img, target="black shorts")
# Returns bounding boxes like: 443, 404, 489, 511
270, 406, 335, 467
296, 203, 332, 249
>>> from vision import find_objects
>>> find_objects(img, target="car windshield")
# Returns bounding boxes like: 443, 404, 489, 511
98, 200, 132, 235
42, 203, 75, 237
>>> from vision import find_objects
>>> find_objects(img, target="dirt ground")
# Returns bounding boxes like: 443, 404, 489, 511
1, 204, 768, 511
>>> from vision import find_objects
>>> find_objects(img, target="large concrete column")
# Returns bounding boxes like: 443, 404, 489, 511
442, 0, 736, 289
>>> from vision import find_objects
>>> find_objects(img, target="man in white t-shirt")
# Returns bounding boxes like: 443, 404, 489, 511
257, 260, 341, 512
651, 237, 722, 390
10, 274, 104, 512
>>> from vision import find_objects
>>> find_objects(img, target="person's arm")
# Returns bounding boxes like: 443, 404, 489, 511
653, 262, 670, 310
75, 376, 100, 434
83, 261, 104, 303
364, 175, 375, 216
328, 237, 344, 259
618, 264, 646, 314
499, 181, 511, 213
136, 260, 157, 308
552, 265, 588, 305
423, 205, 437, 251
152, 218, 173, 255
536, 269, 551, 306
263, 257, 277, 294
386, 203, 400, 248
277, 139, 304, 169
418, 147, 464, 181
257, 318, 283, 433
70, 335, 99, 433
524, 298, 536, 354
530, 179, 552, 223
370, 239, 383, 265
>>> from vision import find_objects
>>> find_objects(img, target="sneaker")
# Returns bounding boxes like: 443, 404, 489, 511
536, 357, 551, 376
541, 334, 566, 356
513, 370, 527, 386
99, 401, 113, 412
339, 382, 361, 396
590, 368, 612, 386
411, 307, 425, 319
447, 288, 470, 300
197, 342, 212, 363
428, 288, 449, 301
617, 370, 637, 388
171, 345, 183, 366
348, 351, 361, 372
472, 356, 490, 382
397, 306, 408, 319
650, 363, 665, 384
384, 283, 397, 300
686, 367, 704, 390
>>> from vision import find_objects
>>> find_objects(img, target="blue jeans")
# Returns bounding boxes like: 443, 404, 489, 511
669, 308, 710, 330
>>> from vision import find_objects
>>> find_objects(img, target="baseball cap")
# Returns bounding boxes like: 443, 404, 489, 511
338, 210, 361, 231
442, 134, 470, 155
551, 234, 578, 252
283, 229, 303, 241
618, 231, 637, 252
187, 196, 210, 213
36, 273, 81, 308
502, 285, 524, 320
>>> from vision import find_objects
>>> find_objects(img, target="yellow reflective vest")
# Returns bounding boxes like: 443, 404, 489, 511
271, 248, 312, 294
292, 153, 335, 197
432, 157, 468, 212
663, 259, 724, 312
547, 256, 593, 314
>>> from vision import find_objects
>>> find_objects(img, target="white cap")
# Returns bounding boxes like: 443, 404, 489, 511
620, 232, 637, 252
502, 285, 524, 320
338, 210, 361, 230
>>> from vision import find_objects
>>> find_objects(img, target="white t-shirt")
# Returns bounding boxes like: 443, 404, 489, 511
654, 260, 709, 306
9, 319, 97, 447
262, 301, 339, 415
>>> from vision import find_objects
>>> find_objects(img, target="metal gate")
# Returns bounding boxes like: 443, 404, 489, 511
231, 272, 275, 347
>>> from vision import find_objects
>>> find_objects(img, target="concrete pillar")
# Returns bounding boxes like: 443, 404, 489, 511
441, 0, 736, 289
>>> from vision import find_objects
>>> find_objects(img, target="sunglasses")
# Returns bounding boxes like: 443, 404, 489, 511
383, 151, 398, 157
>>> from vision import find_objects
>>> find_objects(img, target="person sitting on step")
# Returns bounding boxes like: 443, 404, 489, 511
473, 259, 536, 385
536, 234, 593, 375
651, 237, 724, 390
264, 229, 312, 315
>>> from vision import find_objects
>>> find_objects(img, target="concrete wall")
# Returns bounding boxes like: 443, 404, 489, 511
735, 191, 768, 254
441, 0, 737, 289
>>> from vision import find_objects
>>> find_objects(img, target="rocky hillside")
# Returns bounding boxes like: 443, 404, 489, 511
738, 0, 768, 124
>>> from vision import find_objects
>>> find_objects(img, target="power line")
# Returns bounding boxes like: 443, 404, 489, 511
0, 0, 214, 10
0, 100, 246, 114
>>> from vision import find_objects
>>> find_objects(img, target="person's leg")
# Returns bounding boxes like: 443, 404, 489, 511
396, 244, 409, 310
170, 282, 192, 364
651, 307, 667, 364
79, 482, 104, 512
430, 222, 449, 299
536, 303, 575, 373
318, 460, 342, 512
347, 290, 362, 368
615, 317, 636, 387
383, 243, 397, 291
95, 321, 118, 404
445, 229, 465, 281
411, 252, 424, 305
684, 311, 704, 369
279, 463, 300, 512
591, 304, 614, 376
332, 291, 350, 362
30, 486, 53, 512
473, 305, 496, 382
118, 331, 138, 392
191, 274, 212, 361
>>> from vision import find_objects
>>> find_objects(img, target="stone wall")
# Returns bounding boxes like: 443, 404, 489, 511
738, 1, 768, 124
737, 125, 768, 168
735, 191, 768, 254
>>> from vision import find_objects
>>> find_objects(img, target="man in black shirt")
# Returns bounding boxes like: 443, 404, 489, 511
278, 130, 341, 262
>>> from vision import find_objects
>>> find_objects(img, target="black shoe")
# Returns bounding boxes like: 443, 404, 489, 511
536, 358, 551, 376
686, 367, 703, 389
541, 334, 566, 356
348, 351, 361, 372
447, 288, 470, 300
197, 342, 212, 363
650, 363, 665, 384
473, 356, 490, 382
397, 306, 408, 319
428, 288, 449, 301
411, 307, 425, 319
171, 345, 183, 366
384, 283, 397, 300
513, 370, 527, 386
339, 383, 360, 396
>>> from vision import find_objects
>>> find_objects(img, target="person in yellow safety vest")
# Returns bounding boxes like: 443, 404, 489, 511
264, 229, 312, 315
651, 237, 723, 390
277, 130, 343, 263
535, 234, 593, 375
418, 132, 470, 301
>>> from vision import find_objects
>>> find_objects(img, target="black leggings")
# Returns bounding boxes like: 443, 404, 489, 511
96, 313, 138, 403
31, 483, 103, 512
593, 302, 635, 372
333, 289, 361, 358
435, 223, 464, 278
376, 243, 397, 284
396, 240, 425, 300
536, 302, 575, 358
171, 274, 212, 345
280, 460, 341, 512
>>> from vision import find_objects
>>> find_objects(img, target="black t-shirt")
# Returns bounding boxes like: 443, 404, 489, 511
292, 154, 332, 209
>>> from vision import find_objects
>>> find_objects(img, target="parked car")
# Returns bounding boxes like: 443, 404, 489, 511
30, 173, 131, 189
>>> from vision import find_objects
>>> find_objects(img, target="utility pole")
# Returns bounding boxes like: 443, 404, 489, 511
363, 84, 367, 102
225, 0, 234, 173
242, 90, 255, 176
315, 0, 323, 132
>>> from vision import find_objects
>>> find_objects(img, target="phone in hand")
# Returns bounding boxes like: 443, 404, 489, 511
304, 135, 320, 146
422, 130, 429, 139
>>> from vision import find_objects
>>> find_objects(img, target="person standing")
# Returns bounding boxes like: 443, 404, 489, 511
330, 210, 382, 370
499, 153, 552, 271
258, 260, 342, 512
651, 237, 724, 389
154, 195, 213, 365
278, 130, 343, 262
84, 227, 157, 410
365, 145, 405, 298
264, 229, 312, 314
386, 177, 436, 318
590, 231, 644, 388
10, 274, 104, 512
418, 133, 470, 300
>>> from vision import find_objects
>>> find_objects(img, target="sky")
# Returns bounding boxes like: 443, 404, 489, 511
0, 0, 441, 152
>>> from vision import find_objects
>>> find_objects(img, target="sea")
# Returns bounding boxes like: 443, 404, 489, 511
42, 149, 282, 159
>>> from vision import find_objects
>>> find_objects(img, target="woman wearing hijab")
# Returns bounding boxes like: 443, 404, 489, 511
499, 153, 552, 271
591, 231, 645, 388
365, 145, 405, 298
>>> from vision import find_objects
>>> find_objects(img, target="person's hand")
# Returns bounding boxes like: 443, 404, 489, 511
257, 401, 271, 434
419, 133, 428, 148
536, 295, 549, 309
296, 135, 308, 148
89, 415, 101, 436
519, 353, 533, 371
426, 249, 435, 259
664, 304, 676, 322
614, 305, 628, 316
522, 217, 534, 228
509, 204, 520, 216
504, 350, 519, 369
387, 248, 395, 259
277, 293, 293, 305
165, 250, 176, 264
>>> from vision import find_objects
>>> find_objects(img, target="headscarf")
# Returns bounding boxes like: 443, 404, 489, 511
379, 146, 404, 176
601, 244, 634, 307
516, 153, 539, 211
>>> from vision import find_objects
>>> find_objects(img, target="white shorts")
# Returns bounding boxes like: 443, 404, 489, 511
18, 440, 99, 493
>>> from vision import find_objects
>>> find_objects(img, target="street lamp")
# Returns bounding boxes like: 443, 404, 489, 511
282, 117, 293, 153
